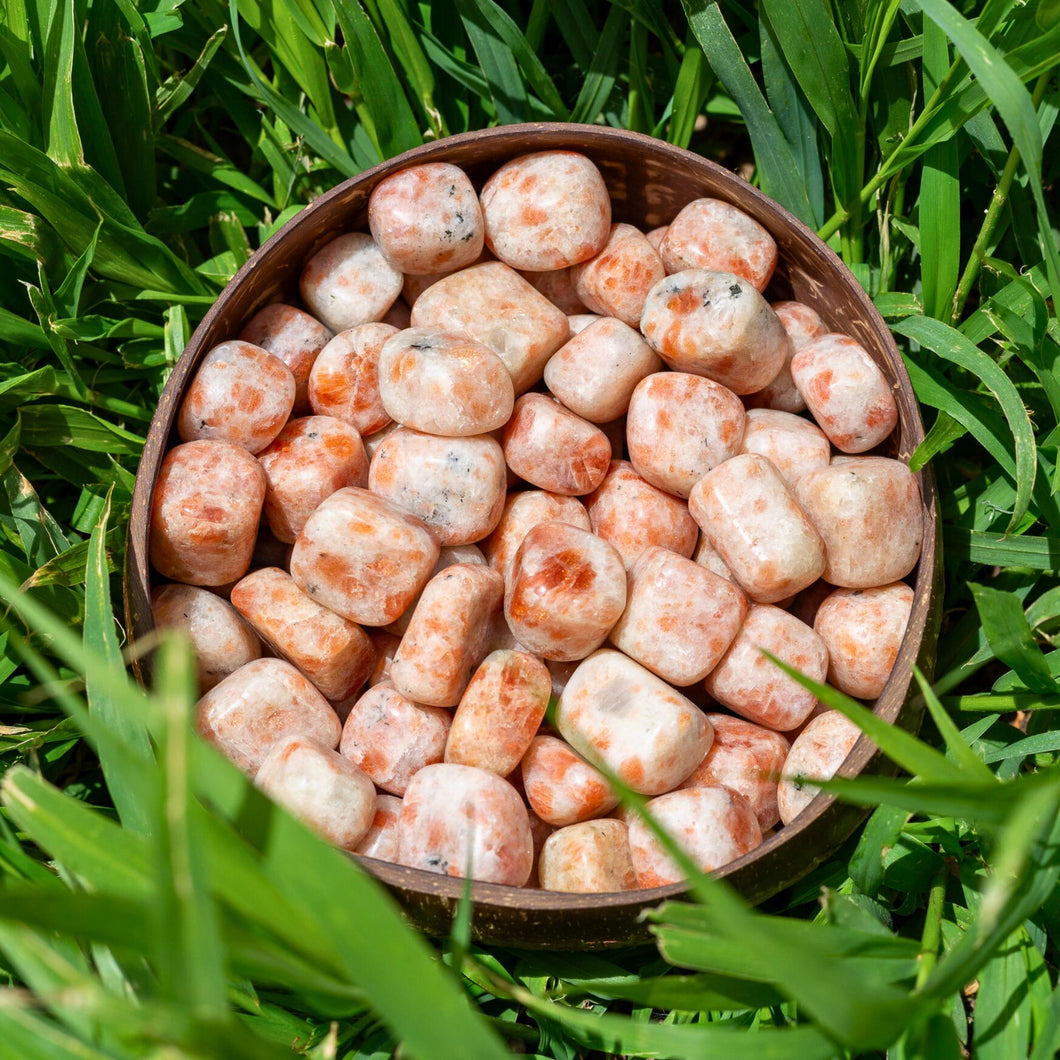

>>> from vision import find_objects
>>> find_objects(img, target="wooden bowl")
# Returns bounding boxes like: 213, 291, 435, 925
126, 123, 941, 949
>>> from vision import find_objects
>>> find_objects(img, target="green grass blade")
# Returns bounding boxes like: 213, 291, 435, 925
154, 27, 227, 129
970, 582, 1057, 694
453, 0, 531, 124
946, 528, 1060, 570
41, 0, 84, 168
0, 991, 126, 1060
914, 669, 996, 781
666, 31, 713, 149
569, 5, 628, 126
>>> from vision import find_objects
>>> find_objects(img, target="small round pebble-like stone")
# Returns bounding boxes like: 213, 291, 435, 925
689, 453, 826, 604
739, 409, 831, 489
778, 710, 863, 824
539, 819, 638, 893
681, 714, 790, 831
355, 793, 403, 862
445, 649, 551, 775
255, 738, 376, 851
289, 486, 440, 626
480, 151, 611, 271
177, 341, 296, 454
502, 394, 611, 496
570, 223, 666, 326
505, 522, 627, 662
640, 270, 791, 394
368, 162, 484, 275
151, 583, 261, 692
195, 658, 342, 775
483, 490, 592, 584
795, 457, 923, 588
308, 322, 398, 436
746, 300, 827, 413
398, 763, 533, 885
693, 532, 737, 583
257, 415, 369, 544
520, 734, 619, 826
791, 333, 898, 453
627, 785, 762, 888
557, 649, 712, 795
658, 198, 778, 291
522, 266, 586, 314
568, 313, 603, 334
230, 567, 375, 702
239, 303, 332, 414
377, 327, 514, 436
585, 460, 699, 570
369, 429, 507, 545
389, 563, 505, 707
814, 582, 914, 699
299, 232, 404, 333
704, 604, 829, 732
340, 681, 451, 795
625, 372, 746, 498
386, 543, 487, 636
149, 440, 266, 587
543, 317, 661, 424
609, 547, 748, 686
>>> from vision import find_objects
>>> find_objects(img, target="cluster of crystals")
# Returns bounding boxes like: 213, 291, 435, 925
148, 151, 922, 894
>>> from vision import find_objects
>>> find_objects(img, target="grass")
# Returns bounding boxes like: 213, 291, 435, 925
0, 0, 1058, 1055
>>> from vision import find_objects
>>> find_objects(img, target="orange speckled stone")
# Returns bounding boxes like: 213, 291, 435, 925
149, 439, 265, 587
480, 151, 611, 271
746, 300, 827, 413
795, 457, 923, 588
340, 681, 451, 795
299, 232, 403, 333
682, 714, 790, 831
255, 738, 376, 851
522, 266, 586, 314
377, 327, 514, 436
640, 269, 791, 395
368, 162, 484, 275
570, 223, 665, 326
502, 394, 611, 496
659, 198, 778, 292
791, 333, 898, 453
814, 582, 914, 699
689, 453, 826, 604
411, 262, 570, 395
692, 532, 737, 583
543, 317, 661, 424
778, 710, 863, 824
195, 658, 342, 776
626, 372, 746, 499
739, 408, 831, 489
505, 522, 627, 662
289, 486, 440, 627
609, 546, 748, 686
257, 415, 369, 544
386, 543, 486, 636
230, 567, 375, 702
151, 583, 261, 692
445, 649, 551, 775
308, 322, 398, 437
177, 340, 295, 454
398, 763, 533, 885
585, 460, 698, 570
369, 428, 507, 546
390, 563, 505, 707
520, 734, 619, 826
539, 819, 637, 893
239, 303, 332, 414
628, 784, 762, 888
704, 604, 829, 732
557, 649, 712, 795
355, 793, 403, 862
483, 490, 592, 584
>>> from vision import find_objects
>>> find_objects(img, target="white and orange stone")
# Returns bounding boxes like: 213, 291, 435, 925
738, 408, 831, 489
308, 322, 398, 436
354, 792, 403, 862
520, 734, 620, 827
746, 300, 827, 413
483, 490, 592, 584
239, 303, 332, 414
538, 819, 638, 893
778, 709, 863, 824
570, 222, 666, 326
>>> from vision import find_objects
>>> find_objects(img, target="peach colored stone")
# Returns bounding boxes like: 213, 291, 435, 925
257, 415, 369, 544
151, 583, 261, 692
520, 734, 619, 826
609, 546, 748, 686
381, 297, 412, 330
692, 533, 736, 583
196, 658, 342, 775
739, 408, 831, 489
483, 490, 592, 584
689, 454, 826, 604
149, 440, 265, 587
398, 763, 533, 885
522, 266, 586, 314
177, 340, 295, 454
386, 544, 487, 636
778, 710, 863, 824
308, 322, 398, 436
745, 300, 827, 413
645, 225, 668, 251
567, 313, 603, 334
814, 582, 914, 699
505, 522, 626, 662
480, 151, 611, 271
230, 567, 375, 702
640, 269, 791, 394
570, 223, 665, 326
239, 303, 332, 414
340, 681, 451, 795
289, 486, 440, 626
299, 232, 403, 332
355, 793, 403, 862
539, 819, 637, 893
704, 604, 829, 732
368, 162, 484, 274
